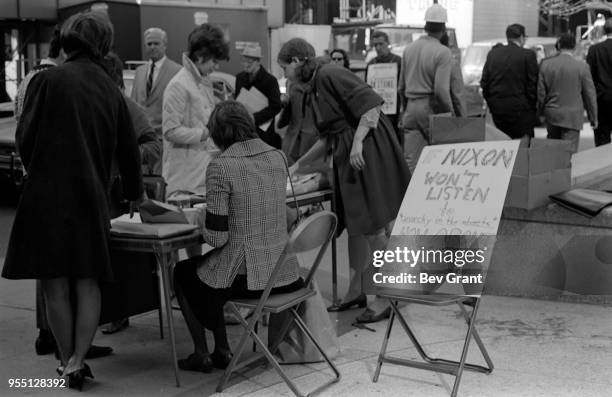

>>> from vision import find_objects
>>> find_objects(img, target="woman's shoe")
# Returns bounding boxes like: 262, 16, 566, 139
178, 353, 213, 373
355, 307, 391, 324
211, 350, 233, 369
327, 294, 367, 312
66, 363, 94, 391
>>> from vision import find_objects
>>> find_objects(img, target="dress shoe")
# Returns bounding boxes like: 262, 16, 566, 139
66, 363, 94, 391
355, 307, 391, 324
327, 294, 367, 312
35, 330, 56, 355
178, 353, 213, 373
102, 318, 129, 334
211, 350, 233, 369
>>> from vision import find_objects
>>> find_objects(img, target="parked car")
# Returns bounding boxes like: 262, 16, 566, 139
462, 37, 558, 116
0, 69, 237, 191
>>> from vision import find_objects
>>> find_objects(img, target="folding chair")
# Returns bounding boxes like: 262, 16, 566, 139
372, 292, 494, 397
216, 211, 341, 397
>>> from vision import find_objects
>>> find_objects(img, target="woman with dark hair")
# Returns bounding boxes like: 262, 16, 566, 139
329, 48, 350, 69
173, 100, 303, 372
278, 38, 410, 324
2, 11, 143, 389
162, 23, 229, 199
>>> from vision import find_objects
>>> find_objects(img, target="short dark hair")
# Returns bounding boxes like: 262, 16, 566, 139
48, 25, 62, 59
557, 33, 575, 50
605, 18, 612, 35
371, 30, 389, 43
60, 11, 114, 59
104, 51, 124, 89
425, 22, 445, 34
207, 100, 258, 150
329, 48, 350, 69
506, 24, 526, 40
188, 24, 229, 63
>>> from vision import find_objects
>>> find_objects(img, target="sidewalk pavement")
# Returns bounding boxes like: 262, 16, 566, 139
1, 229, 611, 397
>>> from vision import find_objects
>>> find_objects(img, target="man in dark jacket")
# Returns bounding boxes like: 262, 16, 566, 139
587, 18, 612, 146
481, 24, 538, 140
234, 44, 282, 148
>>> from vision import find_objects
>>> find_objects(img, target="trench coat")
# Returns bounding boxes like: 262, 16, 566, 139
2, 54, 143, 282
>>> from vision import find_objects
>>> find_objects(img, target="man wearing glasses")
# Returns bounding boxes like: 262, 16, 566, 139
234, 44, 282, 148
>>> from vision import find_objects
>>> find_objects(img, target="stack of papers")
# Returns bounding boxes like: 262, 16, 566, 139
110, 222, 199, 239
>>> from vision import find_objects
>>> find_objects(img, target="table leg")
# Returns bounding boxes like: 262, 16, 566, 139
156, 250, 181, 387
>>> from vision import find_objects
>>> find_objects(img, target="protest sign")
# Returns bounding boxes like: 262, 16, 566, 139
366, 63, 397, 115
366, 140, 520, 296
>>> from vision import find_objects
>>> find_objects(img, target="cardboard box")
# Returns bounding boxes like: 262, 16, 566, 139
513, 139, 572, 177
505, 168, 571, 210
428, 115, 485, 144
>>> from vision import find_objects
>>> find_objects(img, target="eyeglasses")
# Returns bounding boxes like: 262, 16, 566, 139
331, 57, 344, 61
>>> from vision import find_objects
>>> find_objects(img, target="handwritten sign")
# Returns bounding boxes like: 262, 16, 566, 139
366, 63, 397, 115
392, 140, 520, 236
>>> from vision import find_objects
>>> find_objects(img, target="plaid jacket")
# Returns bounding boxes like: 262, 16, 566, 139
197, 139, 300, 290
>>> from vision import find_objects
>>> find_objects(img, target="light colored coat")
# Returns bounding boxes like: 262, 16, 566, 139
197, 139, 300, 290
162, 54, 219, 197
538, 52, 597, 131
131, 56, 181, 133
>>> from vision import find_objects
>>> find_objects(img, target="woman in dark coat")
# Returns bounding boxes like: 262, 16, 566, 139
278, 38, 411, 323
2, 12, 143, 388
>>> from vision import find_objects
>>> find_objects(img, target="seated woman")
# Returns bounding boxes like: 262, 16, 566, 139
174, 100, 304, 372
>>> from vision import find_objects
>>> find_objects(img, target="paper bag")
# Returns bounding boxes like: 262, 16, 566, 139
268, 278, 339, 363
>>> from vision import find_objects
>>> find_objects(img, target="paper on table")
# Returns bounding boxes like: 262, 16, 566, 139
110, 222, 199, 239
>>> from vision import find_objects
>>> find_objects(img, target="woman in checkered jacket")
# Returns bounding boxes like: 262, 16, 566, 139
172, 100, 304, 373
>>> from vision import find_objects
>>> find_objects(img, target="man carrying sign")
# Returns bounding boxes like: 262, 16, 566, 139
366, 31, 403, 145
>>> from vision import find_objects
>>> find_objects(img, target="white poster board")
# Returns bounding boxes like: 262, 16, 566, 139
392, 140, 520, 236
366, 63, 398, 115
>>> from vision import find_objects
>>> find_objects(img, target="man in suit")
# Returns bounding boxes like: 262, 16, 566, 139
587, 18, 612, 146
131, 27, 181, 174
234, 44, 282, 149
481, 24, 538, 141
538, 33, 597, 154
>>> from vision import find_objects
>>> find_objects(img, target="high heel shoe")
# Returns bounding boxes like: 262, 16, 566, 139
327, 294, 367, 312
66, 363, 94, 391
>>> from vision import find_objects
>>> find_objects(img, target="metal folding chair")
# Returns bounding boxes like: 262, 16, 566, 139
373, 292, 494, 397
216, 210, 341, 397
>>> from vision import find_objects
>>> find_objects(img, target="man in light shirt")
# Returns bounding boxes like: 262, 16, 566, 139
398, 3, 452, 173
131, 27, 181, 174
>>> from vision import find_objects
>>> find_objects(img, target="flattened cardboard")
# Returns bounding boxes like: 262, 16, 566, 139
505, 168, 571, 210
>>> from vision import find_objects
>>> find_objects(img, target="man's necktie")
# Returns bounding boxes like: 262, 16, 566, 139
146, 62, 155, 97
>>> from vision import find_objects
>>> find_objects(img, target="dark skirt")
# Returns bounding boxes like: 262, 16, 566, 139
174, 255, 304, 330
331, 114, 411, 236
